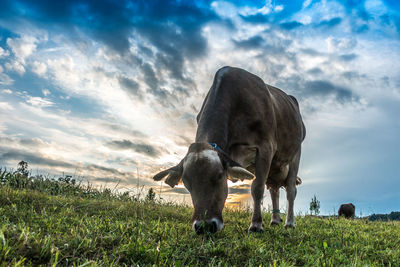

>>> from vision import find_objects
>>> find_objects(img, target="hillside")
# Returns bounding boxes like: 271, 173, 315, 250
0, 171, 400, 266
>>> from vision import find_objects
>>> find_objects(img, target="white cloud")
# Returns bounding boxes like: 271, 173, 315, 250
326, 36, 357, 52
42, 88, 50, 96
5, 61, 26, 75
6, 35, 38, 63
45, 51, 168, 139
211, 1, 237, 18
31, 61, 47, 76
364, 0, 387, 17
26, 96, 54, 108
0, 73, 13, 85
236, 0, 284, 16
0, 47, 10, 58
291, 0, 345, 26
1, 89, 13, 94
302, 0, 312, 9
0, 102, 13, 111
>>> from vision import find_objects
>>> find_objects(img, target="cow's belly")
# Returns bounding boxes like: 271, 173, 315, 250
230, 145, 257, 172
267, 162, 289, 188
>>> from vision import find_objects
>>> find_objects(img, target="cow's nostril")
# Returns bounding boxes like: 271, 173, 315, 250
193, 219, 223, 234
193, 221, 204, 235
209, 220, 218, 233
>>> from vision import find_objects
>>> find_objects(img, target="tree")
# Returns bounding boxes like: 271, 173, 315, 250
145, 188, 156, 202
17, 161, 29, 177
310, 194, 320, 215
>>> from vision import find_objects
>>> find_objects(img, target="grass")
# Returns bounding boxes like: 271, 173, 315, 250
1, 169, 400, 266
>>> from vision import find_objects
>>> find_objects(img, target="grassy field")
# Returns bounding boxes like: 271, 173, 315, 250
1, 169, 400, 266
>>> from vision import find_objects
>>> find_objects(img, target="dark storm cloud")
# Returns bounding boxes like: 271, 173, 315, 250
86, 164, 126, 176
280, 21, 303, 30
304, 80, 357, 103
0, 0, 133, 52
308, 67, 323, 75
339, 53, 358, 62
19, 138, 46, 147
300, 48, 321, 56
233, 36, 265, 49
141, 63, 159, 91
88, 168, 156, 187
232, 34, 291, 57
341, 0, 400, 35
228, 184, 251, 195
117, 76, 142, 99
106, 140, 161, 157
341, 71, 367, 81
275, 73, 360, 106
92, 177, 121, 183
102, 123, 147, 138
0, 148, 75, 168
0, 0, 220, 107
317, 17, 342, 28
240, 14, 270, 24
163, 187, 190, 195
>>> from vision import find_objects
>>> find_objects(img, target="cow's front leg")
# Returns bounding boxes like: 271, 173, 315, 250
269, 187, 282, 225
249, 178, 266, 232
249, 152, 272, 233
285, 184, 296, 228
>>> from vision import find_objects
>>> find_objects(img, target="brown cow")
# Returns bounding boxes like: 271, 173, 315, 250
153, 66, 306, 233
338, 203, 355, 218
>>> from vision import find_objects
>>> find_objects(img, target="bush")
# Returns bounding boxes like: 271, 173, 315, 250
369, 212, 400, 221
309, 194, 320, 215
0, 167, 137, 203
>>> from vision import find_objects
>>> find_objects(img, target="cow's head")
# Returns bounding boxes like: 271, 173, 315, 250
153, 143, 254, 234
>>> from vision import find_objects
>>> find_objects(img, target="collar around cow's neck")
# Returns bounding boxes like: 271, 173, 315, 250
208, 142, 243, 169
208, 142, 234, 163
208, 142, 230, 157
208, 142, 223, 152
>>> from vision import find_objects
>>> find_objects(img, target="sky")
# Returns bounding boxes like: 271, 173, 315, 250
0, 0, 399, 216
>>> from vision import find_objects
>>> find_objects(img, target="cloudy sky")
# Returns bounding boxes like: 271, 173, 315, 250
0, 0, 399, 215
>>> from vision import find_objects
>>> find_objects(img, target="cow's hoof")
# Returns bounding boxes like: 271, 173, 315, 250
248, 222, 264, 233
270, 216, 282, 226
284, 223, 295, 229
270, 220, 281, 226
248, 226, 264, 233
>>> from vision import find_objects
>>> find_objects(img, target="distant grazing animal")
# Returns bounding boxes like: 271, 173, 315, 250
338, 203, 355, 218
153, 66, 306, 234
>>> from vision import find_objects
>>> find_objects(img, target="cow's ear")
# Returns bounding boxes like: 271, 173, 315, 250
219, 153, 255, 181
227, 166, 254, 181
153, 160, 183, 188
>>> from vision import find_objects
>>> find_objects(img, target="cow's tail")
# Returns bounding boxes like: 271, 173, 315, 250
296, 177, 302, 186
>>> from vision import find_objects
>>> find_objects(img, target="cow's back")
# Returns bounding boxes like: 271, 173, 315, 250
268, 85, 305, 162
196, 66, 304, 166
196, 67, 275, 146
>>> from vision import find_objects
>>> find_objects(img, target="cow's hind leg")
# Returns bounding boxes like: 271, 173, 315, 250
269, 187, 282, 225
284, 151, 301, 228
268, 164, 288, 226
249, 147, 273, 233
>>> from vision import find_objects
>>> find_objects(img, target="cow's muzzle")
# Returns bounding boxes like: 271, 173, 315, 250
193, 218, 224, 234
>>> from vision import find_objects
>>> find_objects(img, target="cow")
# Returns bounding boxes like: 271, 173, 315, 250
153, 66, 306, 234
338, 203, 355, 218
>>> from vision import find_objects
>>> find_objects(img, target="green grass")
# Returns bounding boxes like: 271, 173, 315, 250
1, 170, 400, 266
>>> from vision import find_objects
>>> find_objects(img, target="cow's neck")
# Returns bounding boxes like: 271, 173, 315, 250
195, 118, 229, 151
